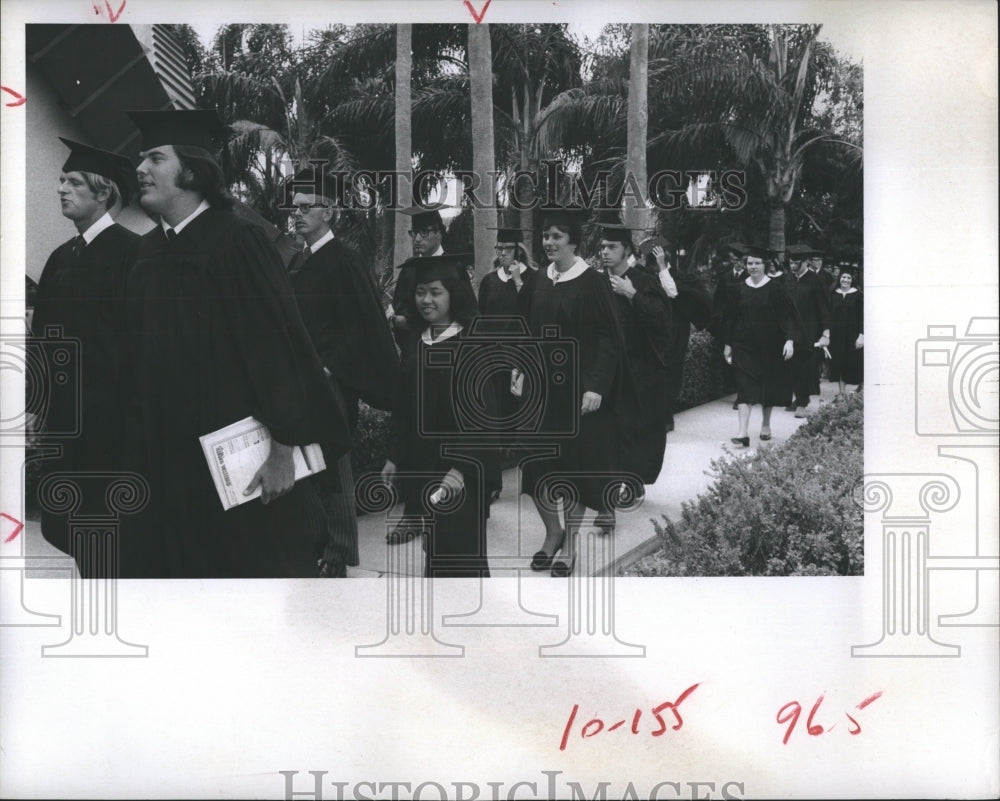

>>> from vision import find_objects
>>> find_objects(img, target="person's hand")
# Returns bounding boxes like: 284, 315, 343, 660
815, 334, 830, 348
855, 333, 864, 350
609, 273, 636, 299
651, 245, 668, 271
245, 440, 295, 504
783, 340, 795, 360
510, 261, 525, 288
723, 344, 733, 365
393, 314, 411, 331
380, 459, 397, 485
581, 391, 603, 414
432, 468, 465, 505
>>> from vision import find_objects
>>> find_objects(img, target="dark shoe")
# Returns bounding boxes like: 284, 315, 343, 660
318, 559, 347, 578
551, 550, 577, 578
759, 429, 772, 441
732, 401, 739, 410
730, 436, 750, 447
592, 513, 616, 536
386, 521, 425, 545
531, 530, 565, 571
784, 404, 796, 412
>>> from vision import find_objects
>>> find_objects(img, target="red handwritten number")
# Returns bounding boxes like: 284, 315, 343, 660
777, 701, 801, 746
805, 694, 826, 736
559, 704, 578, 751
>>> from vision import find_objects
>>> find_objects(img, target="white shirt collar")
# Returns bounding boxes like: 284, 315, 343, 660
496, 265, 512, 283
81, 212, 115, 245
837, 287, 858, 295
421, 321, 463, 345
745, 275, 771, 288
546, 256, 589, 284
430, 245, 445, 257
162, 199, 210, 236
307, 228, 335, 254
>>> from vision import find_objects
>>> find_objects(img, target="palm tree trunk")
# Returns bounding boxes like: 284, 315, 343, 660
393, 24, 413, 275
768, 201, 787, 256
624, 24, 653, 234
469, 22, 498, 282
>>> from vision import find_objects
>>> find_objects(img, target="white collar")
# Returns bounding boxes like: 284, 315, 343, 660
745, 275, 771, 288
546, 256, 589, 284
423, 245, 445, 258
836, 287, 858, 295
421, 321, 463, 344
80, 212, 115, 245
162, 199, 210, 236
306, 228, 335, 254
496, 265, 512, 283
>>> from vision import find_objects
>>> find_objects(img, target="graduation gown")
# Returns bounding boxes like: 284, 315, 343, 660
520, 260, 635, 512
608, 266, 672, 484
31, 223, 139, 562
724, 277, 798, 407
388, 326, 495, 578
288, 237, 399, 414
120, 206, 352, 578
829, 288, 864, 384
785, 270, 833, 396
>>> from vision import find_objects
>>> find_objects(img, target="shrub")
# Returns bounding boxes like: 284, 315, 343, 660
674, 327, 727, 412
351, 402, 392, 480
626, 391, 864, 577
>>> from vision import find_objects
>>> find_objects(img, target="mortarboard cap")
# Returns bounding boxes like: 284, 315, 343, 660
58, 137, 138, 205
126, 108, 229, 153
487, 227, 524, 243
282, 166, 338, 205
637, 235, 673, 256
400, 205, 445, 231
728, 241, 774, 260
786, 243, 823, 258
597, 222, 635, 246
400, 253, 474, 285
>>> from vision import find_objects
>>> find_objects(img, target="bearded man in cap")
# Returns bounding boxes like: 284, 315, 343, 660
283, 166, 400, 577
120, 109, 352, 578
31, 138, 140, 574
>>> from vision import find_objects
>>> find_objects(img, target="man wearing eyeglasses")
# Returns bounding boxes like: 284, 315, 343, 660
284, 168, 400, 575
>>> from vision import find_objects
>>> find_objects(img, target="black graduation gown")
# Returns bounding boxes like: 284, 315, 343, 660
829, 289, 864, 384
785, 270, 833, 394
31, 223, 139, 562
387, 327, 495, 578
724, 277, 798, 407
520, 262, 634, 512
608, 267, 672, 484
289, 237, 399, 415
120, 207, 352, 578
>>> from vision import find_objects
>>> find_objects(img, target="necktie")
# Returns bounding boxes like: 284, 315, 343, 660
71, 235, 85, 257
287, 251, 305, 279
302, 246, 312, 260
165, 228, 177, 242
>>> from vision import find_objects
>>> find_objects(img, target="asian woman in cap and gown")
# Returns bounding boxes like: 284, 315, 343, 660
521, 209, 634, 577
596, 222, 672, 495
722, 244, 801, 446
380, 254, 496, 578
119, 109, 352, 578
31, 138, 141, 575
476, 226, 538, 503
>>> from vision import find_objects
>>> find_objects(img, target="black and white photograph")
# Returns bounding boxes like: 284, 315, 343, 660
0, 1, 996, 799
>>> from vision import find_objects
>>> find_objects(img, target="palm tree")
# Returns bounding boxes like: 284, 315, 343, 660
394, 24, 413, 272
469, 22, 498, 281
623, 24, 652, 233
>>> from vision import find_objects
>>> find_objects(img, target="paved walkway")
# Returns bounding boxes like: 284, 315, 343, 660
19, 384, 841, 579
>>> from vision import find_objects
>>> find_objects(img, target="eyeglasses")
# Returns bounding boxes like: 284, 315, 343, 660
494, 245, 515, 253
293, 203, 329, 214
408, 228, 439, 239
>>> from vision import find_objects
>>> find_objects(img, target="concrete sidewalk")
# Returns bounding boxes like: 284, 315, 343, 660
18, 383, 841, 579
354, 382, 841, 578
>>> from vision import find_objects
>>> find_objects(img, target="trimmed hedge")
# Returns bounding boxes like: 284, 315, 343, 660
352, 402, 392, 479
626, 391, 864, 577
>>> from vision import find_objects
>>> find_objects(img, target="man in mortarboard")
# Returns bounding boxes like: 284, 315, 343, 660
713, 242, 756, 408
636, 235, 714, 433
282, 165, 400, 577
384, 204, 448, 543
476, 224, 537, 503
31, 138, 141, 574
387, 205, 447, 349
784, 243, 831, 417
597, 218, 672, 493
119, 109, 352, 578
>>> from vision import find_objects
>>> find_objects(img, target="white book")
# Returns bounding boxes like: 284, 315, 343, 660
199, 416, 326, 510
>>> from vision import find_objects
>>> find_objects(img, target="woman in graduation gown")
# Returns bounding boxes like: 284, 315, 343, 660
120, 108, 352, 578
722, 245, 799, 446
828, 270, 864, 394
381, 255, 496, 579
476, 227, 537, 502
521, 210, 633, 577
